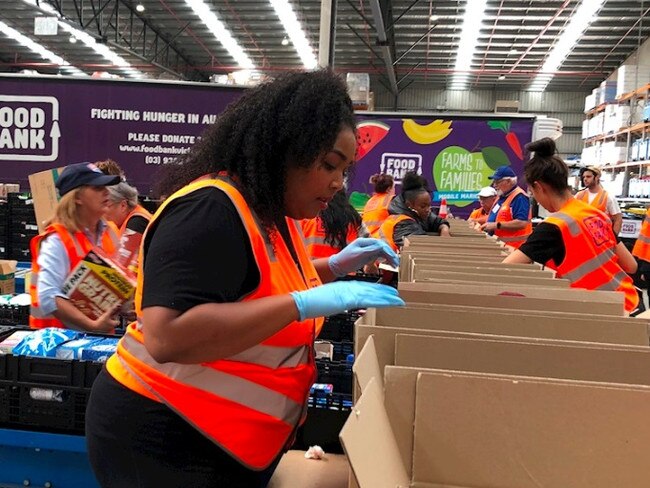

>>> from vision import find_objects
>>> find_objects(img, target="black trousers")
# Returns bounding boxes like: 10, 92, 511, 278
86, 369, 280, 488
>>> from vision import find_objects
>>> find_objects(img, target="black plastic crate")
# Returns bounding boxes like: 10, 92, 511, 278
315, 359, 352, 395
7, 206, 37, 219
8, 248, 31, 261
7, 192, 33, 207
0, 305, 30, 326
17, 356, 90, 388
294, 392, 353, 454
331, 341, 354, 362
9, 220, 38, 233
319, 311, 360, 342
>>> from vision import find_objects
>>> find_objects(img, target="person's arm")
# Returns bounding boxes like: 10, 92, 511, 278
53, 298, 119, 332
484, 193, 530, 232
394, 219, 426, 248
312, 258, 337, 283
610, 213, 623, 235
616, 241, 637, 274
502, 249, 534, 265
482, 219, 529, 232
606, 195, 622, 235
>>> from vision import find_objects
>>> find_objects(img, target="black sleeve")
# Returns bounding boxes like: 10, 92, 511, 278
393, 219, 426, 248
518, 222, 565, 266
125, 215, 149, 234
141, 187, 261, 312
426, 215, 450, 233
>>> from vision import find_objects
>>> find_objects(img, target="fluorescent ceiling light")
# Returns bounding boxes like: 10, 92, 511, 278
269, 0, 317, 70
0, 19, 85, 76
448, 0, 488, 90
529, 0, 605, 91
185, 0, 254, 69
22, 0, 143, 78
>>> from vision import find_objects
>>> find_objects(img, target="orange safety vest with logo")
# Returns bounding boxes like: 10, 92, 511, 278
119, 204, 152, 236
494, 187, 532, 249
545, 198, 638, 313
300, 217, 358, 259
632, 207, 650, 262
105, 176, 324, 470
29, 222, 120, 329
576, 188, 608, 213
378, 214, 414, 251
362, 193, 393, 237
468, 207, 489, 224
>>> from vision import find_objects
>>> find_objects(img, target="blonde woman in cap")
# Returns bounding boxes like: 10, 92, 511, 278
577, 166, 622, 235
468, 186, 497, 225
29, 162, 122, 332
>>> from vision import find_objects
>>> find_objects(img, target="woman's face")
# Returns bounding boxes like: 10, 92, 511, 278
104, 199, 130, 227
76, 186, 110, 220
284, 128, 356, 220
409, 192, 432, 220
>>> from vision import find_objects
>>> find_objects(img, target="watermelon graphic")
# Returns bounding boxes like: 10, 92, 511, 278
356, 120, 390, 160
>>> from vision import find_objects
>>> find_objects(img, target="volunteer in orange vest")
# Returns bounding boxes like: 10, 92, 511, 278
379, 172, 451, 251
301, 189, 369, 259
480, 165, 532, 248
29, 162, 121, 331
85, 70, 404, 488
468, 186, 498, 225
577, 166, 622, 235
362, 173, 394, 236
632, 206, 650, 314
104, 181, 152, 272
503, 138, 639, 314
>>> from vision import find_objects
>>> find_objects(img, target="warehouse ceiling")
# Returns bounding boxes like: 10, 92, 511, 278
0, 0, 649, 92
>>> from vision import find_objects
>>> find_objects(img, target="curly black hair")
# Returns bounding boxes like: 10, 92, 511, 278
401, 171, 429, 205
154, 70, 356, 229
320, 190, 362, 250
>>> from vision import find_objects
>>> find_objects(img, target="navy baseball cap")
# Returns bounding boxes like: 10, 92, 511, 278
56, 162, 121, 196
488, 165, 517, 180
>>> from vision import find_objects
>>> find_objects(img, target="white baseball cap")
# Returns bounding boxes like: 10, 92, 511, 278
477, 186, 497, 198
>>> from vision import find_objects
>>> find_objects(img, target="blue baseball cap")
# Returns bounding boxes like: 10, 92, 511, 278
56, 162, 121, 196
488, 165, 516, 180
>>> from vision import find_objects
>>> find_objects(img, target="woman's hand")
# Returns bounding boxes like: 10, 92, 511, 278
328, 238, 399, 277
92, 306, 120, 333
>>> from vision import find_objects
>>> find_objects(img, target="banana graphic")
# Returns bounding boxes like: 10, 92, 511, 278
402, 119, 453, 145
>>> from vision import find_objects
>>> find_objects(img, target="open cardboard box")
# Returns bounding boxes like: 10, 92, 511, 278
412, 269, 568, 287
409, 260, 556, 277
28, 166, 65, 232
341, 337, 650, 488
399, 281, 625, 316
358, 305, 648, 348
404, 236, 505, 250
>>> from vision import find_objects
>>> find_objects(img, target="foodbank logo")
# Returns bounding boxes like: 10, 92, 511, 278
433, 145, 511, 207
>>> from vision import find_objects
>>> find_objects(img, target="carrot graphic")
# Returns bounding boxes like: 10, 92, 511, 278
488, 120, 523, 160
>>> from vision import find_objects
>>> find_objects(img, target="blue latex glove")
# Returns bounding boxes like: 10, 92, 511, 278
328, 238, 399, 277
290, 281, 405, 321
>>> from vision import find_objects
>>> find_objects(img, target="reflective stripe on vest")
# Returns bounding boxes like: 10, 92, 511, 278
378, 214, 413, 251
494, 187, 532, 249
29, 222, 119, 329
106, 176, 323, 469
633, 207, 650, 261
545, 198, 638, 313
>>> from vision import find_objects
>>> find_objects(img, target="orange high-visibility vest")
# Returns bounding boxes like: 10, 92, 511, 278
494, 187, 532, 249
378, 214, 414, 251
576, 188, 608, 213
362, 193, 393, 237
468, 207, 489, 224
545, 198, 638, 313
106, 176, 324, 470
116, 204, 152, 273
632, 207, 650, 262
29, 222, 119, 329
118, 204, 152, 236
300, 217, 359, 259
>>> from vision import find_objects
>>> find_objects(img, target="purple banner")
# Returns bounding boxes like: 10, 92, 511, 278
350, 114, 535, 218
0, 75, 244, 193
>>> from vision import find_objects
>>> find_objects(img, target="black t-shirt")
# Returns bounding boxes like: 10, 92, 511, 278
518, 222, 565, 266
141, 187, 261, 312
125, 215, 149, 234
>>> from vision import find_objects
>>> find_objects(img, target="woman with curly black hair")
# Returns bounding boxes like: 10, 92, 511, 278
379, 172, 451, 250
301, 189, 369, 259
85, 70, 403, 488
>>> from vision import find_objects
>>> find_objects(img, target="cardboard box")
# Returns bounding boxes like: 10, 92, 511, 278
0, 183, 20, 199
28, 167, 65, 233
413, 269, 568, 287
0, 260, 17, 295
398, 281, 625, 315
61, 249, 136, 320
267, 450, 349, 488
410, 261, 556, 277
342, 340, 650, 488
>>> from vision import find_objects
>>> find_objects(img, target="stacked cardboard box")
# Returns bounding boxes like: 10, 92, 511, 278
340, 224, 650, 488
